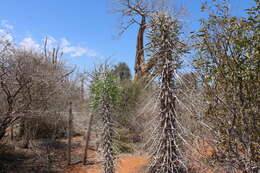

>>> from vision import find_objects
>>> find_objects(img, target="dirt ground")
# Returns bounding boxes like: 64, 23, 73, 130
1, 133, 235, 173
64, 136, 148, 173
65, 156, 147, 173
64, 136, 228, 173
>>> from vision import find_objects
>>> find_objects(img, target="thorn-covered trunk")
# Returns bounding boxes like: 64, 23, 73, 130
148, 14, 186, 173
149, 57, 183, 173
101, 102, 114, 173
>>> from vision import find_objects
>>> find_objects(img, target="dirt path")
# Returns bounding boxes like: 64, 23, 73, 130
64, 136, 148, 173
64, 136, 225, 173
116, 156, 148, 173
65, 155, 148, 173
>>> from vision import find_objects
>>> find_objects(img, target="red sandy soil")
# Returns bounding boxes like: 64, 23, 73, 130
116, 156, 148, 173
65, 156, 147, 173
65, 165, 100, 173
64, 136, 233, 173
64, 136, 148, 173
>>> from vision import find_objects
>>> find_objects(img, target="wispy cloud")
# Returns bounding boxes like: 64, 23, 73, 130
19, 37, 40, 51
0, 20, 14, 42
1, 20, 13, 30
0, 29, 13, 42
20, 36, 98, 57
0, 20, 98, 58
60, 38, 97, 57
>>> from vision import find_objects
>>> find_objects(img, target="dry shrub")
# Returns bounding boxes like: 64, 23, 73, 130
0, 143, 28, 173
0, 39, 81, 142
24, 114, 67, 139
115, 80, 144, 127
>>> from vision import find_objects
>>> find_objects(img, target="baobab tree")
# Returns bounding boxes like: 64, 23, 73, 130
112, 0, 176, 79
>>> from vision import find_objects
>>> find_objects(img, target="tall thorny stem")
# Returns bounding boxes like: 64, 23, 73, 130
101, 101, 114, 173
90, 64, 120, 173
148, 13, 187, 173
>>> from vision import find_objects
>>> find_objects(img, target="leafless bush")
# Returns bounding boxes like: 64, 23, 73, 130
23, 113, 67, 140
0, 39, 81, 143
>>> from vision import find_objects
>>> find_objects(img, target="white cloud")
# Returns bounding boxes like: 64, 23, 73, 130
60, 38, 70, 47
19, 36, 97, 57
19, 37, 40, 51
0, 29, 13, 42
1, 20, 13, 30
0, 20, 97, 58
60, 38, 97, 57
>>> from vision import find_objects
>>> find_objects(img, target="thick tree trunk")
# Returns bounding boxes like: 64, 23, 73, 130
134, 16, 146, 78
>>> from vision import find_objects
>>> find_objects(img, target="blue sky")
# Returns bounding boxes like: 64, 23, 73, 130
0, 0, 255, 74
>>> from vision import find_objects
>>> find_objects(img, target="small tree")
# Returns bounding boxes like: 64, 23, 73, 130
113, 62, 132, 81
193, 1, 259, 172
90, 64, 120, 173
147, 13, 187, 173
